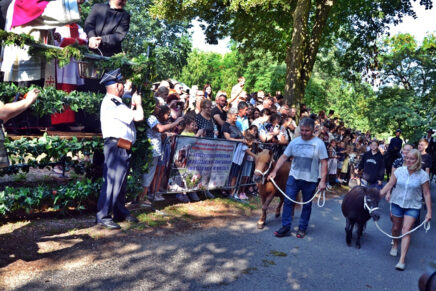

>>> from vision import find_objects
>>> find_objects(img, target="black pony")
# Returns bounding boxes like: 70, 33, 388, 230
341, 186, 381, 249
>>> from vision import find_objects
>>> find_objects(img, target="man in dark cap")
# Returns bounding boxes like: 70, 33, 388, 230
385, 129, 403, 180
96, 68, 144, 229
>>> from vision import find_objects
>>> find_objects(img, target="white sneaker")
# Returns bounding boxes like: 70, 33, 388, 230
390, 247, 398, 257
154, 193, 165, 201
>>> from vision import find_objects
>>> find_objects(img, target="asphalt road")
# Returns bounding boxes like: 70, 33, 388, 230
14, 183, 436, 291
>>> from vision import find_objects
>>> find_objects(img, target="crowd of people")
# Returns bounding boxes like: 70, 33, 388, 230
142, 76, 436, 203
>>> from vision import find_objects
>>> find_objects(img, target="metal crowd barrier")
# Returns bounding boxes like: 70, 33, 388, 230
153, 135, 287, 196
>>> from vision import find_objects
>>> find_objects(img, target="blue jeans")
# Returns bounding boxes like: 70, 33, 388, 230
282, 175, 318, 231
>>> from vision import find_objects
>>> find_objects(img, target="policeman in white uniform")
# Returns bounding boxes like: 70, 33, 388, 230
96, 68, 144, 229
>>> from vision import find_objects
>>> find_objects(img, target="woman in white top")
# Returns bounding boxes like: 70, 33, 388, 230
380, 149, 432, 271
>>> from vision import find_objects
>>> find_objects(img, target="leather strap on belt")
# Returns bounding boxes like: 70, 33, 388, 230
104, 137, 132, 150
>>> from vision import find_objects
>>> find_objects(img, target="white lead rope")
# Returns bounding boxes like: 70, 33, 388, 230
374, 219, 430, 239
269, 178, 326, 207
363, 196, 431, 239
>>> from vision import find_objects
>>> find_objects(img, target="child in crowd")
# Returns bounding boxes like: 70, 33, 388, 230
327, 140, 338, 188
139, 104, 183, 205
336, 140, 346, 183
340, 146, 351, 184
239, 133, 257, 198
180, 113, 205, 137
229, 134, 256, 200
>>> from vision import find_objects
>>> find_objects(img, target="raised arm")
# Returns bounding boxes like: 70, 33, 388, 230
0, 89, 39, 123
131, 92, 144, 122
155, 117, 183, 132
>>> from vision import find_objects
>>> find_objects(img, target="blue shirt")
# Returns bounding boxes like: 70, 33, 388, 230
236, 115, 249, 132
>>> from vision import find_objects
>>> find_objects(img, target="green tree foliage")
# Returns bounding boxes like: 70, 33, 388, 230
179, 48, 286, 95
124, 1, 192, 80
150, 0, 432, 108
304, 49, 373, 132
366, 87, 428, 142
364, 33, 436, 142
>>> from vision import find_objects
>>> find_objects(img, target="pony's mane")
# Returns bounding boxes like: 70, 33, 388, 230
257, 149, 272, 163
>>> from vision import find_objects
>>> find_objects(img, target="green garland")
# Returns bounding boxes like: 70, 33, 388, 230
0, 29, 151, 87
0, 82, 102, 116
1, 133, 103, 176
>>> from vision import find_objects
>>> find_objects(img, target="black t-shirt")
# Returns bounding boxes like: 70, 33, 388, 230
422, 153, 432, 171
222, 122, 243, 139
388, 137, 403, 153
211, 106, 227, 138
195, 114, 215, 138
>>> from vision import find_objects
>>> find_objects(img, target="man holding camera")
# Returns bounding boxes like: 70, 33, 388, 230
96, 68, 144, 229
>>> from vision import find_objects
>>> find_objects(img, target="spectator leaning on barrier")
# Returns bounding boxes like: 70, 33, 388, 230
268, 117, 328, 239
96, 69, 143, 230
180, 113, 205, 137
222, 107, 246, 197
139, 103, 183, 205
237, 133, 257, 200
195, 99, 216, 138
193, 90, 205, 114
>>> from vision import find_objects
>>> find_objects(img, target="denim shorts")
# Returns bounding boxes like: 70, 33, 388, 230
391, 203, 420, 219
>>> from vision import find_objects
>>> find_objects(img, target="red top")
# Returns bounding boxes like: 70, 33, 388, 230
11, 0, 49, 28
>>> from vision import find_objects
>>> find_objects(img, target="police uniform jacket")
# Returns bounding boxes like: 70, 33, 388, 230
100, 93, 136, 144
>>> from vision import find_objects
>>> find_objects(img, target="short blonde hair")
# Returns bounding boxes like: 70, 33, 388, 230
407, 149, 422, 172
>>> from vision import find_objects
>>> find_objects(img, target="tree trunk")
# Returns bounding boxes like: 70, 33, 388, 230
284, 0, 334, 110
284, 0, 311, 109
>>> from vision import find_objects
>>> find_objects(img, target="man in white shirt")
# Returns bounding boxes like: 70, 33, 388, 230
96, 69, 144, 229
268, 117, 328, 238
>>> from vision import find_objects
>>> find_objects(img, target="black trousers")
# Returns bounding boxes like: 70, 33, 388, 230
96, 139, 130, 221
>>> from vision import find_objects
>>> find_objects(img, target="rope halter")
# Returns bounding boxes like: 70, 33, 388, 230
254, 160, 273, 184
363, 195, 379, 215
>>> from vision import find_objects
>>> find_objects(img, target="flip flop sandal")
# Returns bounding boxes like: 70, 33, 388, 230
296, 230, 306, 238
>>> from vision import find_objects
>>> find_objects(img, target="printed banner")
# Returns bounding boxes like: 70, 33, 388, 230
167, 136, 236, 192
